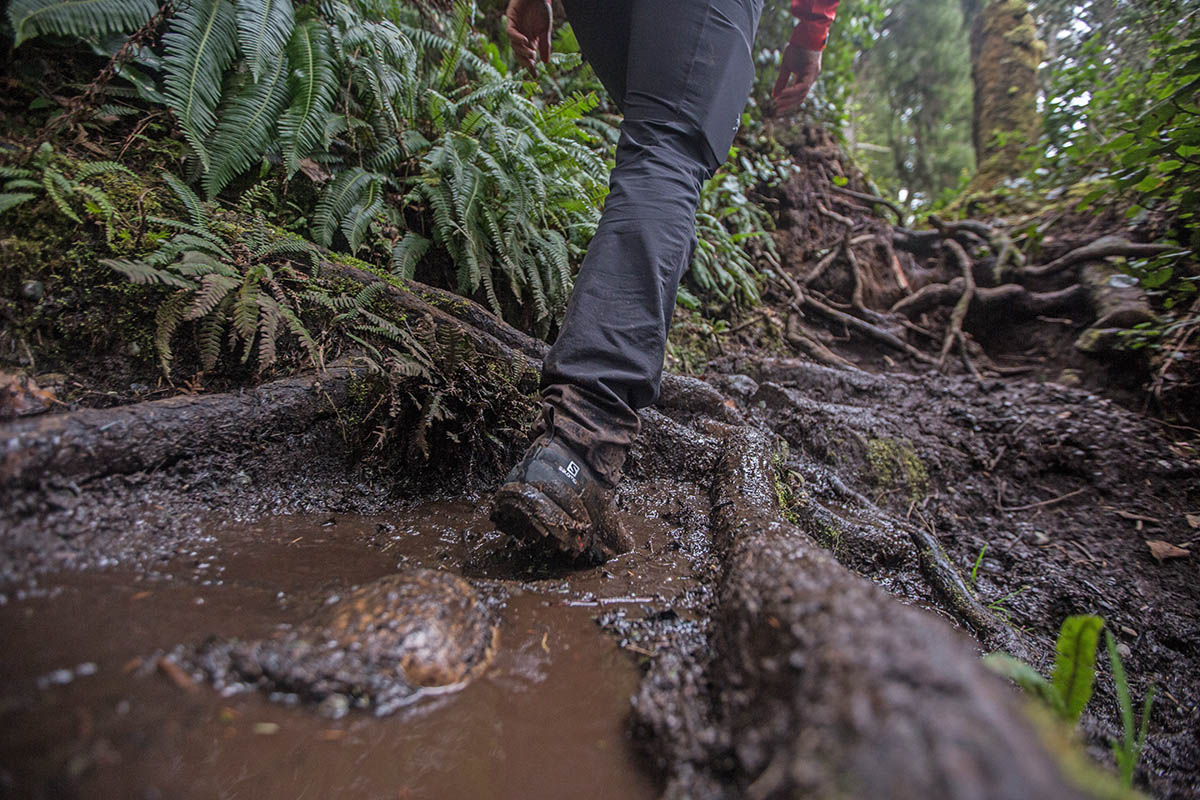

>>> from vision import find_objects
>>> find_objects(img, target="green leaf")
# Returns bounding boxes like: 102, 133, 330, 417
1133, 174, 1165, 193
983, 653, 1065, 716
7, 0, 157, 47
1154, 160, 1182, 173
162, 0, 239, 171
1050, 615, 1104, 723
1141, 266, 1173, 288
278, 19, 337, 175
832, 175, 849, 187
0, 193, 37, 215
202, 50, 291, 198
234, 0, 293, 82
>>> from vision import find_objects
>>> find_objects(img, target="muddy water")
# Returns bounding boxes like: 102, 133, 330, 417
0, 491, 708, 799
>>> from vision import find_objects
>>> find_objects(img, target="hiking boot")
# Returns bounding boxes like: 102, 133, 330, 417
490, 434, 631, 560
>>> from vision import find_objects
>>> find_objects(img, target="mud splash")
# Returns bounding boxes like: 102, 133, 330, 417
0, 494, 711, 799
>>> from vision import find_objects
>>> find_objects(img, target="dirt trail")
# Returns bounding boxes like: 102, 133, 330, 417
4, 257, 1196, 798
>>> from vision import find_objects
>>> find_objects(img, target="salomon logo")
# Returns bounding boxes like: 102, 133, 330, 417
558, 460, 581, 483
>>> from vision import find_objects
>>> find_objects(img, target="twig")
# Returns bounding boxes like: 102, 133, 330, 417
801, 248, 841, 287
801, 294, 936, 364
999, 487, 1087, 513
816, 201, 855, 229
829, 184, 904, 223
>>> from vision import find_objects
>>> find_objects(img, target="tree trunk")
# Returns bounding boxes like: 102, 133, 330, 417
967, 0, 1044, 191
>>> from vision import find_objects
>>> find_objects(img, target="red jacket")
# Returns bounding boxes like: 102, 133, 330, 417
790, 0, 839, 50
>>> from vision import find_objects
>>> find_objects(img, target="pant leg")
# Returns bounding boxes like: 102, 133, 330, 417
561, 0, 632, 110
543, 0, 763, 423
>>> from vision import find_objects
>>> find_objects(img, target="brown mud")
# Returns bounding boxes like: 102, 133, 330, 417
0, 501, 707, 799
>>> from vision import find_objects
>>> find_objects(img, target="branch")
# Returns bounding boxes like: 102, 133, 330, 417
829, 185, 903, 223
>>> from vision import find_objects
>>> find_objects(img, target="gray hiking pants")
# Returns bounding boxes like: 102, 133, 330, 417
540, 0, 764, 475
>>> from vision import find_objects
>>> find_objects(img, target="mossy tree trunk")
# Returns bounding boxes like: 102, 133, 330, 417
966, 0, 1045, 191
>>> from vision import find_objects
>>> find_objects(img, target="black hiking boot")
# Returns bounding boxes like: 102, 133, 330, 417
490, 435, 631, 560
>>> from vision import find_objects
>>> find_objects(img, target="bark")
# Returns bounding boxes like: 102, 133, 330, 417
967, 0, 1044, 191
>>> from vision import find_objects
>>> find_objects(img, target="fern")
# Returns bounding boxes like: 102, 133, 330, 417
203, 50, 291, 198
341, 176, 383, 252
278, 18, 337, 175
162, 0, 238, 171
312, 167, 375, 246
161, 171, 208, 226
0, 194, 37, 215
7, 0, 157, 47
104, 258, 199, 289
234, 0, 293, 82
390, 232, 431, 279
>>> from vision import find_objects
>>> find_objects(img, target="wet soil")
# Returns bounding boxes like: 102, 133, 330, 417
0, 493, 713, 800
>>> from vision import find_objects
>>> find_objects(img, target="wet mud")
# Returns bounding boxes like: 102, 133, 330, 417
0, 495, 712, 799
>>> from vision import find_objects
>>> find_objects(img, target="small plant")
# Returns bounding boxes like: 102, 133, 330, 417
0, 143, 136, 242
984, 614, 1104, 724
1106, 630, 1155, 789
969, 543, 987, 588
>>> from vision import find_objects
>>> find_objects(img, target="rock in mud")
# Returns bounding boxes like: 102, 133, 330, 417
185, 569, 500, 716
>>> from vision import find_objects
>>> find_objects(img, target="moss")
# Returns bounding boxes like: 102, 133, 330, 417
866, 437, 929, 501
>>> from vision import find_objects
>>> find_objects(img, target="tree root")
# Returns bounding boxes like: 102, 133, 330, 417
938, 241, 977, 377
1017, 235, 1183, 281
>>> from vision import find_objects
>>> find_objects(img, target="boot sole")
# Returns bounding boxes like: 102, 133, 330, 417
490, 483, 591, 557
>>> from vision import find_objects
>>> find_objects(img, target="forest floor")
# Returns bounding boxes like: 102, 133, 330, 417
1, 130, 1198, 799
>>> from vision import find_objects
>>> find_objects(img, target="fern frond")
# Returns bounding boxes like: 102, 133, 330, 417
0, 193, 37, 215
203, 50, 291, 198
104, 257, 200, 289
0, 167, 35, 180
196, 302, 227, 371
255, 294, 280, 367
341, 176, 382, 252
8, 0, 157, 47
154, 292, 190, 374
161, 171, 208, 226
75, 160, 137, 180
42, 167, 80, 222
145, 216, 227, 247
279, 18, 337, 175
312, 166, 373, 246
184, 272, 238, 319
278, 304, 318, 366
233, 274, 262, 341
234, 0, 293, 81
162, 0, 239, 170
389, 232, 430, 279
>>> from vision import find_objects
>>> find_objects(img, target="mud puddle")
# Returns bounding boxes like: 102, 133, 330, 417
0, 489, 710, 799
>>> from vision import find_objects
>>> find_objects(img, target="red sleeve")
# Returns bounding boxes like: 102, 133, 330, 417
789, 0, 839, 50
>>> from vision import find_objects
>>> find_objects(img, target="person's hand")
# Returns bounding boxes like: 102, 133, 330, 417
506, 0, 552, 76
772, 44, 823, 116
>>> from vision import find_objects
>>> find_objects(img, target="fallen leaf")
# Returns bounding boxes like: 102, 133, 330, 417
156, 657, 197, 691
1146, 540, 1190, 563
1186, 513, 1200, 529
253, 722, 280, 735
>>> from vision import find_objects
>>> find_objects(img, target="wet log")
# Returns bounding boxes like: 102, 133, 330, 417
0, 367, 361, 489
694, 426, 1090, 799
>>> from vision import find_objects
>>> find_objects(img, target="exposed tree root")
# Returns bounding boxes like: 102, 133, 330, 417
1016, 235, 1184, 281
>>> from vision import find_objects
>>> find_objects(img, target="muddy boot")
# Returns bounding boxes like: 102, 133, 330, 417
490, 385, 638, 561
